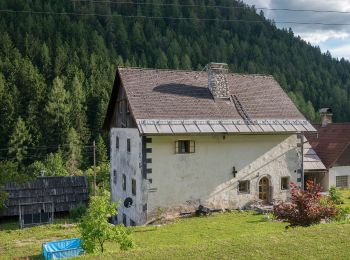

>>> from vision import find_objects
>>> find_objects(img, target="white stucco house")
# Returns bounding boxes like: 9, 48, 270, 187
103, 63, 316, 226
306, 109, 350, 191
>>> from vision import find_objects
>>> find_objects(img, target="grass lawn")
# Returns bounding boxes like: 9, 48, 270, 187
1, 189, 349, 260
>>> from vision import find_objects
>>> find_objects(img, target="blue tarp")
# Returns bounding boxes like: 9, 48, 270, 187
43, 238, 84, 259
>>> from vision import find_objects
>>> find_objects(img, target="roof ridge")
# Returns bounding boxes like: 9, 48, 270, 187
117, 66, 273, 78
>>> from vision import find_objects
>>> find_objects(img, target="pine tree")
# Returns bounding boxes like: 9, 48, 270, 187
69, 75, 90, 143
44, 77, 71, 146
65, 127, 82, 175
8, 117, 32, 164
96, 135, 107, 165
181, 55, 192, 70
155, 50, 168, 69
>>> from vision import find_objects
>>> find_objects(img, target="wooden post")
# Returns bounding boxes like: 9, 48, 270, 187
93, 140, 96, 196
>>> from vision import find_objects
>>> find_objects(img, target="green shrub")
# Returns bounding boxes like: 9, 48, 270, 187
80, 190, 133, 253
329, 186, 344, 205
70, 202, 87, 221
332, 207, 350, 222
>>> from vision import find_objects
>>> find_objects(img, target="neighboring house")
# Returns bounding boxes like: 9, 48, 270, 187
103, 63, 315, 226
303, 139, 327, 188
306, 109, 350, 190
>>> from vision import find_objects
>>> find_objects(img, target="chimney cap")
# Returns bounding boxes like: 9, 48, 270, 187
319, 108, 333, 114
206, 62, 228, 70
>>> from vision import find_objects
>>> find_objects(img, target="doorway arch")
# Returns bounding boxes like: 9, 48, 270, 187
259, 177, 270, 203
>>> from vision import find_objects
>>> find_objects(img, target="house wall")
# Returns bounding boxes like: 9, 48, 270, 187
110, 128, 146, 226
329, 166, 350, 188
146, 134, 301, 217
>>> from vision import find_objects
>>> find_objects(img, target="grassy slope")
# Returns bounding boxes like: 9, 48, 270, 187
1, 190, 350, 260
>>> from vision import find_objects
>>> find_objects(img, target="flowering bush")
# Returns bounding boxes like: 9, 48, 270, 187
273, 180, 338, 226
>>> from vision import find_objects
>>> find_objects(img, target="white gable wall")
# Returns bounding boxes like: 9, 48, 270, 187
146, 134, 301, 216
110, 128, 146, 226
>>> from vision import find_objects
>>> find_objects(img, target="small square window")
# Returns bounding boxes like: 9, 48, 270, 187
113, 170, 117, 185
116, 136, 119, 150
175, 140, 195, 154
127, 139, 131, 153
281, 177, 290, 190
336, 176, 348, 188
132, 179, 136, 196
122, 213, 127, 226
122, 174, 126, 191
238, 180, 250, 193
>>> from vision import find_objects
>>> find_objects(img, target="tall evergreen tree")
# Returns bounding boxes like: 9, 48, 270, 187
44, 77, 71, 146
96, 135, 107, 165
65, 127, 82, 175
8, 117, 32, 164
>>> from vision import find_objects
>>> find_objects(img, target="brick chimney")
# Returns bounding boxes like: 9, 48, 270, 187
207, 63, 229, 99
319, 108, 333, 127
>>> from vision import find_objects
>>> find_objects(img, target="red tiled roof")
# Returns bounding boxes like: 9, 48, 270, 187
306, 124, 350, 168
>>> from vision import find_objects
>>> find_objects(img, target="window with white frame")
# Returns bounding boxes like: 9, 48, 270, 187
336, 176, 348, 188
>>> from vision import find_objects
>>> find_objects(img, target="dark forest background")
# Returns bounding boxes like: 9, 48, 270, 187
0, 0, 350, 178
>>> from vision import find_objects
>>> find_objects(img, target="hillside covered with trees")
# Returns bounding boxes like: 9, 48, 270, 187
0, 0, 350, 175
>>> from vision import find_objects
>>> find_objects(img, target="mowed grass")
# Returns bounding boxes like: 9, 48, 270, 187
1, 189, 350, 260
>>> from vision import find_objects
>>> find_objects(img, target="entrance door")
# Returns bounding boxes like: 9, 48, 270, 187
259, 177, 269, 203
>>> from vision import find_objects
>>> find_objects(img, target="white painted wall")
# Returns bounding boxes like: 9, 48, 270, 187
147, 134, 301, 214
110, 128, 145, 226
329, 166, 350, 188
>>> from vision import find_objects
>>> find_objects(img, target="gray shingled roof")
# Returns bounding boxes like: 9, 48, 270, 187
120, 68, 304, 120
104, 67, 316, 134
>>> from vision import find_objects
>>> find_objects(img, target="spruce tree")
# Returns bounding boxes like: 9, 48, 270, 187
96, 135, 107, 165
8, 117, 32, 164
65, 127, 82, 175
44, 77, 71, 146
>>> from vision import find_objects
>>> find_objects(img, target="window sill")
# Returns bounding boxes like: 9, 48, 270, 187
238, 191, 250, 194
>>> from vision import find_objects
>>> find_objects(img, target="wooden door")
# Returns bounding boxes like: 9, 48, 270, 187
259, 177, 269, 203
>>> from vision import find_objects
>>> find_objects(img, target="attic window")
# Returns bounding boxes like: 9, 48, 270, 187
118, 100, 124, 114
175, 140, 195, 154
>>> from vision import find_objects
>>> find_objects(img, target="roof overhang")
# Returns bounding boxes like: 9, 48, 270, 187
136, 118, 316, 135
